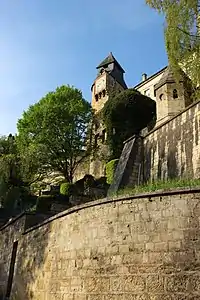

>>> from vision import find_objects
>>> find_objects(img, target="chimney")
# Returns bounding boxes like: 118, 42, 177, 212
142, 73, 147, 82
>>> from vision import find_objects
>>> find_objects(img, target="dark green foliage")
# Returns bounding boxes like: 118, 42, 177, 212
73, 174, 96, 195
36, 195, 53, 213
60, 182, 74, 197
102, 89, 156, 159
95, 177, 107, 187
0, 134, 39, 213
84, 174, 96, 189
106, 159, 119, 184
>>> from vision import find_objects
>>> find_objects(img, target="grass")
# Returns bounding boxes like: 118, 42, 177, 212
112, 178, 200, 198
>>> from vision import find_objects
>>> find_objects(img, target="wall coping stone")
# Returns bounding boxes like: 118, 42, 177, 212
23, 185, 200, 234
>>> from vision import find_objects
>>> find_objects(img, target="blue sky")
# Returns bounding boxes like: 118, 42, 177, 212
0, 0, 167, 135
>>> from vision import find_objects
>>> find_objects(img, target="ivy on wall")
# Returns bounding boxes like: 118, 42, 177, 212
102, 89, 156, 160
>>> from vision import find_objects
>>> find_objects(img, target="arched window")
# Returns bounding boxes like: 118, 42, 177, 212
99, 92, 102, 99
95, 94, 98, 102
102, 90, 106, 97
159, 93, 164, 101
173, 89, 178, 99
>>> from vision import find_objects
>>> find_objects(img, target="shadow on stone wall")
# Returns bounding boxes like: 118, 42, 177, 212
0, 216, 25, 299
11, 222, 51, 300
167, 151, 178, 179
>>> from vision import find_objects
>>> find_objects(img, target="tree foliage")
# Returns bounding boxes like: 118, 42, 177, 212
106, 159, 119, 185
17, 85, 95, 183
102, 89, 156, 159
146, 0, 200, 98
0, 135, 37, 211
60, 182, 74, 197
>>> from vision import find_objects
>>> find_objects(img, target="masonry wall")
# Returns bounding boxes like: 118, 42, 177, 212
0, 215, 26, 298
143, 100, 200, 182
1, 189, 200, 299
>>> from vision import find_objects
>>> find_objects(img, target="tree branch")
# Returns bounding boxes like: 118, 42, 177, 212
177, 26, 200, 38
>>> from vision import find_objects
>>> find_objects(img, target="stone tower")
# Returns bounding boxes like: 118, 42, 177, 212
154, 66, 192, 126
91, 52, 127, 113
90, 52, 127, 178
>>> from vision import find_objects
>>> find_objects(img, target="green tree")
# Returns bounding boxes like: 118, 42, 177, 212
146, 0, 200, 98
0, 135, 37, 211
102, 89, 156, 159
17, 85, 95, 183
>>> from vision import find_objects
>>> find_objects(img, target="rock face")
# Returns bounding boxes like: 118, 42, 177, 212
0, 189, 200, 299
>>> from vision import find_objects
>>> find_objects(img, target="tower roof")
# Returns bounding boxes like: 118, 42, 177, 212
96, 52, 125, 73
154, 66, 184, 91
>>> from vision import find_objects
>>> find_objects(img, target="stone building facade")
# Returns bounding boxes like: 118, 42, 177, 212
89, 52, 194, 179
89, 53, 127, 178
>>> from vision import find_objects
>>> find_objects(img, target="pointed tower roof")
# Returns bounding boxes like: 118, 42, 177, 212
154, 66, 184, 91
96, 52, 125, 73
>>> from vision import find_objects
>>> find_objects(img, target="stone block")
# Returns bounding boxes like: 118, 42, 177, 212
110, 276, 124, 292
146, 275, 164, 292
104, 294, 124, 300
86, 295, 104, 300
165, 275, 189, 292
84, 277, 109, 293
124, 276, 145, 292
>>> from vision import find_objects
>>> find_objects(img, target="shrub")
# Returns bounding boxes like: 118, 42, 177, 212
102, 89, 156, 159
36, 195, 54, 213
84, 174, 96, 189
106, 159, 119, 185
60, 182, 74, 197
95, 177, 107, 187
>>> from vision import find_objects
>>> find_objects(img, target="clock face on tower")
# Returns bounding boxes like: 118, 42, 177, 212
96, 77, 105, 94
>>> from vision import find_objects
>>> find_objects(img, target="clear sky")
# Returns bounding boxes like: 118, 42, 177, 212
0, 0, 167, 135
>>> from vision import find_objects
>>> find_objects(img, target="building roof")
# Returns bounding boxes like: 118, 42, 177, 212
134, 66, 167, 89
97, 52, 125, 73
154, 66, 184, 91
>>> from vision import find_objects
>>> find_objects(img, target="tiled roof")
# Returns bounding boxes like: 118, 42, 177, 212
97, 52, 125, 73
154, 66, 184, 91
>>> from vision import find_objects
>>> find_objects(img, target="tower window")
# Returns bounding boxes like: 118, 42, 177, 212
102, 90, 106, 97
159, 94, 164, 101
173, 89, 178, 99
95, 94, 98, 101
99, 92, 102, 99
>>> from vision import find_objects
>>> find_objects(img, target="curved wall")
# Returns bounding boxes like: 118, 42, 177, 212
1, 190, 200, 299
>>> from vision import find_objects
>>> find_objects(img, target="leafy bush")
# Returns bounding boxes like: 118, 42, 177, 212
60, 182, 74, 197
36, 195, 53, 213
84, 174, 96, 189
102, 89, 156, 159
106, 159, 119, 185
95, 176, 107, 187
